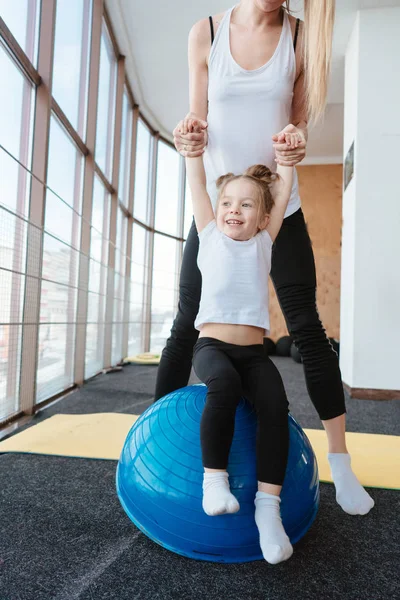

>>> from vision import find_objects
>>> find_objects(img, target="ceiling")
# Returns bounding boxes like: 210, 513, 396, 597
106, 0, 400, 164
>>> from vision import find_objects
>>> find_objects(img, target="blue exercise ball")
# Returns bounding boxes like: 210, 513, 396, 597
116, 384, 319, 563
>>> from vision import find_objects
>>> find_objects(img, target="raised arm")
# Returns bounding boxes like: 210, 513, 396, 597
266, 164, 294, 242
186, 156, 214, 233
185, 123, 214, 233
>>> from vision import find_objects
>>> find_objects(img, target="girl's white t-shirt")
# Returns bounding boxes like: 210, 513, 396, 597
203, 5, 301, 217
195, 220, 272, 334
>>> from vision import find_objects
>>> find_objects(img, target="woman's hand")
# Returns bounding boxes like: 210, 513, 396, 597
173, 112, 208, 157
272, 124, 306, 166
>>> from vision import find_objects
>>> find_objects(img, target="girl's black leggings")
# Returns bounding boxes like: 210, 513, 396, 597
154, 209, 346, 422
193, 337, 289, 485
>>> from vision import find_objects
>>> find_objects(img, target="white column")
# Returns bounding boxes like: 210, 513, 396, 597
340, 8, 400, 396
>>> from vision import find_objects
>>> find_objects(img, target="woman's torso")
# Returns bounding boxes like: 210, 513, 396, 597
203, 5, 301, 218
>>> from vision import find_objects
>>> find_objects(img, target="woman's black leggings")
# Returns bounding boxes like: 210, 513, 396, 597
193, 337, 289, 485
154, 209, 346, 421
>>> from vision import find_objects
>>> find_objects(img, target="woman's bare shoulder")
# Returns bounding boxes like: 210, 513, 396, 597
188, 18, 213, 66
189, 12, 226, 65
190, 11, 226, 40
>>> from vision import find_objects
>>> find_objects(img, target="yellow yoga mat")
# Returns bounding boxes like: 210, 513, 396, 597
0, 413, 398, 490
0, 413, 138, 461
304, 429, 400, 490
123, 353, 160, 365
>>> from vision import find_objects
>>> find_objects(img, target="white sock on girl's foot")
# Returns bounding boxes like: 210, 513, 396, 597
202, 472, 240, 516
254, 491, 293, 565
328, 453, 375, 515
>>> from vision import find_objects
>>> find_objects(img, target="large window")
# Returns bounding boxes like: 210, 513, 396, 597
0, 0, 185, 424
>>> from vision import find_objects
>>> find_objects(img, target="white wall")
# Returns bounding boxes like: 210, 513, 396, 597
340, 15, 359, 386
340, 8, 400, 391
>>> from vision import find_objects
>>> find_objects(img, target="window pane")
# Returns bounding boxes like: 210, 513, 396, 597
112, 207, 127, 364
115, 207, 127, 276
89, 177, 110, 263
95, 24, 116, 179
45, 117, 83, 250
111, 293, 124, 365
0, 45, 34, 175
150, 234, 177, 352
0, 121, 34, 221
37, 120, 83, 403
36, 309, 77, 403
0, 0, 40, 65
133, 120, 151, 224
85, 178, 110, 377
47, 115, 84, 215
183, 177, 193, 239
154, 141, 180, 237
52, 0, 91, 135
118, 91, 133, 208
0, 202, 28, 421
128, 223, 147, 356
0, 46, 34, 420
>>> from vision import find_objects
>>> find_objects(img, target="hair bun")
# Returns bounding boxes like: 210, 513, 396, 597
244, 164, 277, 185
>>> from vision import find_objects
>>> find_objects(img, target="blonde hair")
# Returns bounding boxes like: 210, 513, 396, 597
216, 165, 277, 227
285, 0, 335, 124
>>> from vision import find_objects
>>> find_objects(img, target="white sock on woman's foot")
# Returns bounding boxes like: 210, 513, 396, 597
254, 491, 293, 564
202, 472, 240, 516
328, 453, 375, 515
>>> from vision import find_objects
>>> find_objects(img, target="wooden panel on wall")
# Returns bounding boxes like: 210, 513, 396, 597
268, 164, 343, 341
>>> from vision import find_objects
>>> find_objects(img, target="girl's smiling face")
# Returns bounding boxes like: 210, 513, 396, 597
216, 178, 269, 241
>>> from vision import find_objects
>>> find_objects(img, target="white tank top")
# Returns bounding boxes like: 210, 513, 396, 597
195, 220, 272, 334
203, 5, 301, 218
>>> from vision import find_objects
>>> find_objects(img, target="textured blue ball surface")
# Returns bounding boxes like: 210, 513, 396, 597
116, 384, 319, 563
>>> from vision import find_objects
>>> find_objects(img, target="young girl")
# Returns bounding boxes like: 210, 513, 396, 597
185, 118, 295, 565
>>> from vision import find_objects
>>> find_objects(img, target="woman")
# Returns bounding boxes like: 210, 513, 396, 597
155, 0, 374, 516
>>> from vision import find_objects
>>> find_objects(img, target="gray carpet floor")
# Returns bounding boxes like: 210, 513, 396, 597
0, 358, 399, 600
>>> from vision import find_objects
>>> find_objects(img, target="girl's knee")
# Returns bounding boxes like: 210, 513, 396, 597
206, 370, 242, 407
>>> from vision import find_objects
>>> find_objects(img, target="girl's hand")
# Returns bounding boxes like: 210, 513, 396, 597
173, 112, 208, 157
272, 124, 306, 166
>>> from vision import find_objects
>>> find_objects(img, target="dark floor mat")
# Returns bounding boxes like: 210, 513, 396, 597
1, 359, 399, 600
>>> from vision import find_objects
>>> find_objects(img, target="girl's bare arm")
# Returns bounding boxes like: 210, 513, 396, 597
185, 153, 214, 233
